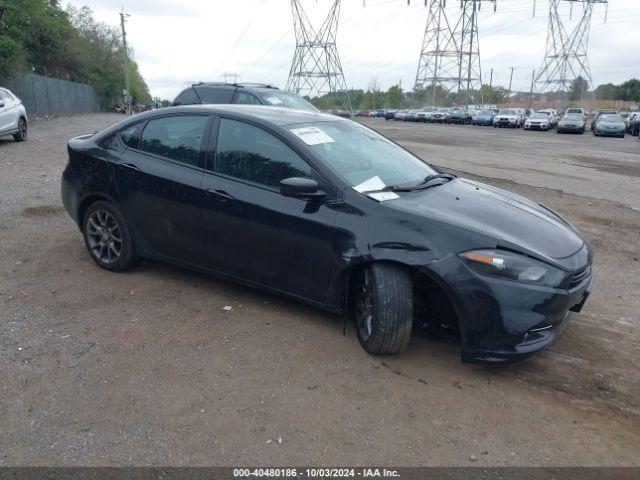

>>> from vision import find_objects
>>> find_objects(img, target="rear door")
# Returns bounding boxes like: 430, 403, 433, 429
201, 117, 339, 303
113, 114, 211, 265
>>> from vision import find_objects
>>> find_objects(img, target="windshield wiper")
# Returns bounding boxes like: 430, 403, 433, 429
384, 173, 457, 192
365, 173, 457, 194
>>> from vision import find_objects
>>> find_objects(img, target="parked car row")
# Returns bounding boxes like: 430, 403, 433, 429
375, 104, 638, 139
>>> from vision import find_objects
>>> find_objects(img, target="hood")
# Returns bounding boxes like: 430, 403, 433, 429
387, 178, 585, 261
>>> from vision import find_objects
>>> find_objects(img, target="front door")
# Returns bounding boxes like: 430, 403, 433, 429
113, 114, 210, 265
201, 117, 339, 304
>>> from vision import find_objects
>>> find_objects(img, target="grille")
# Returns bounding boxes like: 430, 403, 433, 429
569, 266, 591, 289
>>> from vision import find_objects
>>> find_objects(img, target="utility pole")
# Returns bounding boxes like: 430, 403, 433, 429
507, 66, 515, 107
535, 0, 608, 97
119, 8, 131, 115
488, 67, 494, 105
221, 73, 240, 84
286, 0, 352, 113
529, 69, 535, 108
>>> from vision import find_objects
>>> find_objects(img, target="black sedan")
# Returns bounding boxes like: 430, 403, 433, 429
61, 105, 594, 364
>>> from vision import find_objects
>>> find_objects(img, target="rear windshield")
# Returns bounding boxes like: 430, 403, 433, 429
195, 86, 235, 103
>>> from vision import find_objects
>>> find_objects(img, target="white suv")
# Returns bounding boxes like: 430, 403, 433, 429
0, 88, 28, 142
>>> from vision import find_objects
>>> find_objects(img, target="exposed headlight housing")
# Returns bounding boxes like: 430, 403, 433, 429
459, 249, 565, 288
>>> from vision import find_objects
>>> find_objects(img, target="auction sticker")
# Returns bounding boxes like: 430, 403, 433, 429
290, 126, 335, 146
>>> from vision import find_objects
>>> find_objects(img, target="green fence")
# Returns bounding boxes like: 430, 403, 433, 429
1, 73, 101, 116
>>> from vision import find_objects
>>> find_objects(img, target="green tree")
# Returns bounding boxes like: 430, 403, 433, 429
593, 83, 617, 101
0, 1, 150, 109
385, 84, 403, 108
616, 79, 640, 102
568, 76, 589, 101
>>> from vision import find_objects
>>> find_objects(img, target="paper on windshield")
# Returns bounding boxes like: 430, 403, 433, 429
290, 126, 335, 146
367, 191, 399, 202
353, 176, 385, 193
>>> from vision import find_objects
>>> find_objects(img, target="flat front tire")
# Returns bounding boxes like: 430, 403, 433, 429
355, 263, 413, 355
82, 201, 138, 271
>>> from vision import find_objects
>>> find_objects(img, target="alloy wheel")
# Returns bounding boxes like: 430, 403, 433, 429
18, 119, 27, 140
85, 210, 123, 264
356, 269, 375, 341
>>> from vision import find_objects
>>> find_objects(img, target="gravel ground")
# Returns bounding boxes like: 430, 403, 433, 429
1, 113, 639, 466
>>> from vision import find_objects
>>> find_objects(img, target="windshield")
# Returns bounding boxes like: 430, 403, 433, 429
563, 114, 583, 121
531, 112, 548, 119
566, 108, 582, 114
498, 109, 516, 115
259, 92, 318, 112
479, 110, 494, 116
288, 121, 436, 190
601, 115, 623, 122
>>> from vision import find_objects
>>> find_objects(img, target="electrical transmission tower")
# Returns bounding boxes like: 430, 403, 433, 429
535, 0, 608, 95
414, 0, 496, 106
286, 0, 352, 112
457, 0, 496, 105
414, 0, 460, 104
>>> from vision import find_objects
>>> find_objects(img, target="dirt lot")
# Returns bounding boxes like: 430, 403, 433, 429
1, 113, 639, 466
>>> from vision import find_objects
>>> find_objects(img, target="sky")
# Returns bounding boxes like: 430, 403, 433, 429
64, 0, 640, 101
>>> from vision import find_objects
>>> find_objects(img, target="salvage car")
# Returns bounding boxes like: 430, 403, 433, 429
61, 105, 594, 364
415, 107, 437, 122
0, 87, 28, 142
557, 113, 586, 134
591, 108, 617, 133
524, 112, 552, 131
173, 82, 318, 113
471, 110, 496, 126
593, 114, 626, 138
448, 108, 472, 125
431, 107, 452, 123
493, 109, 522, 128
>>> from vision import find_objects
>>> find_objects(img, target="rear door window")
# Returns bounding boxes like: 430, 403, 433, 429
139, 115, 208, 167
234, 91, 261, 105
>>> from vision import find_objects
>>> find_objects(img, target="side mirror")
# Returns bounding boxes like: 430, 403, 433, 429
280, 177, 325, 200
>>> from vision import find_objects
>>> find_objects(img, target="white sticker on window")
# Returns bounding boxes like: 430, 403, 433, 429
353, 176, 386, 193
290, 126, 335, 146
367, 191, 399, 202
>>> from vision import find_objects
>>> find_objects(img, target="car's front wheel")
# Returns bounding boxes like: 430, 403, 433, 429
82, 201, 138, 271
355, 263, 413, 355
13, 118, 27, 142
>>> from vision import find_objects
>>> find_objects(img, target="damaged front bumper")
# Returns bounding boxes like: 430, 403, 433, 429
423, 251, 594, 365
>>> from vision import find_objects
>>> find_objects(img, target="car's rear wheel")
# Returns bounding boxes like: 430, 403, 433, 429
82, 201, 138, 271
13, 118, 27, 142
355, 263, 413, 355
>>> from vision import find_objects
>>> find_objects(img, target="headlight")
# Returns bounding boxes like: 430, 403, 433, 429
459, 249, 565, 287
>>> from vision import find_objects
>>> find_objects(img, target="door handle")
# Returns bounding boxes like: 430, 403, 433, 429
121, 163, 141, 171
205, 189, 235, 201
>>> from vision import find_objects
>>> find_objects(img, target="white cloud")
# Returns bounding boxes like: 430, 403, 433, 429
65, 0, 640, 101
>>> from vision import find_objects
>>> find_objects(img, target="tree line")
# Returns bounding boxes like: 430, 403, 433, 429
310, 77, 640, 111
0, 0, 151, 108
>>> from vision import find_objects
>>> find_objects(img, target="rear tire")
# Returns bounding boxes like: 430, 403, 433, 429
355, 263, 413, 355
82, 201, 139, 271
13, 118, 27, 142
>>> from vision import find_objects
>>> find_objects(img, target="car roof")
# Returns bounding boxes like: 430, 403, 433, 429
140, 104, 343, 126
